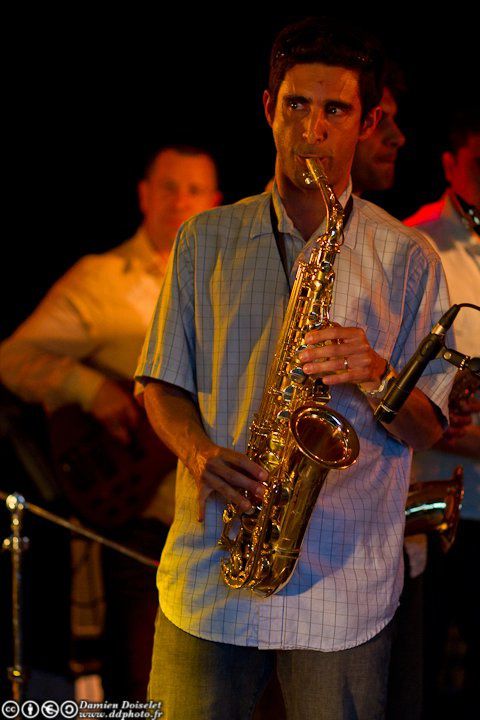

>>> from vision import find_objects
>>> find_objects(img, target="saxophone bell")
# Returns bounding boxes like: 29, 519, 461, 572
405, 466, 464, 553
290, 403, 359, 468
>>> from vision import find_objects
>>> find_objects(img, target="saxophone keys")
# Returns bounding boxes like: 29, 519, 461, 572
241, 514, 259, 533
278, 485, 291, 505
268, 432, 285, 452
293, 345, 308, 363
222, 505, 237, 523
290, 366, 307, 384
268, 522, 281, 541
261, 557, 271, 574
265, 451, 281, 472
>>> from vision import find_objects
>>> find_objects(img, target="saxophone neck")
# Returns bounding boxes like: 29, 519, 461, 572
304, 158, 345, 243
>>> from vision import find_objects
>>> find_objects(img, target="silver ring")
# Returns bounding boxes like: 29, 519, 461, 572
343, 357, 349, 371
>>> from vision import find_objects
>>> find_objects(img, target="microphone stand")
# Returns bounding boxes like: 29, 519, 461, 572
441, 348, 480, 375
375, 303, 480, 423
1, 489, 158, 701
375, 344, 479, 423
2, 493, 28, 703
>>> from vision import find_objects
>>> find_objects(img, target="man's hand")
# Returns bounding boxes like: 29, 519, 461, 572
143, 380, 268, 522
298, 325, 386, 388
188, 443, 268, 522
91, 378, 140, 444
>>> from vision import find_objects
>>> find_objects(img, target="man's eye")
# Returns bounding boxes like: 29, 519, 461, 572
162, 181, 178, 193
326, 103, 351, 117
287, 99, 306, 111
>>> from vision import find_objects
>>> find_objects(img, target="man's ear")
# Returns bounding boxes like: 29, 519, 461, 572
263, 89, 274, 127
358, 106, 382, 141
212, 190, 223, 207
442, 151, 455, 184
138, 179, 148, 216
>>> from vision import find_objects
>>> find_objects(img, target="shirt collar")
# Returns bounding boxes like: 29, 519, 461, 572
126, 226, 170, 275
270, 178, 356, 249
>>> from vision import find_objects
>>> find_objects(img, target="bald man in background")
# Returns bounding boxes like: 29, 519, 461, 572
0, 144, 221, 700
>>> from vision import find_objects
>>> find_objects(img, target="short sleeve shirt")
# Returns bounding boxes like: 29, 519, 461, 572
136, 188, 454, 651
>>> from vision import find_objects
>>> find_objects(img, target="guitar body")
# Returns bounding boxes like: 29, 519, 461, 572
48, 404, 177, 529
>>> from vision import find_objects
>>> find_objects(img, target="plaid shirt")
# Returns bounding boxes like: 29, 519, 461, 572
136, 184, 454, 650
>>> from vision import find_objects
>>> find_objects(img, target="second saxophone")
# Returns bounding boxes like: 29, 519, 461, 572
219, 159, 360, 596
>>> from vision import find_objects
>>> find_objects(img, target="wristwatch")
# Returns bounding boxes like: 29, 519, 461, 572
359, 361, 396, 399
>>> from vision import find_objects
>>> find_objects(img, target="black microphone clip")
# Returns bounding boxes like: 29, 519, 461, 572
374, 305, 461, 424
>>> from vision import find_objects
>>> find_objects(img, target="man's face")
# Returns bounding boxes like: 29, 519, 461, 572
263, 63, 378, 197
443, 133, 480, 207
138, 149, 221, 252
351, 87, 405, 194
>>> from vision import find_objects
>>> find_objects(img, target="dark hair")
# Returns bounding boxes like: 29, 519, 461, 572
446, 110, 480, 154
383, 59, 407, 102
142, 144, 218, 180
268, 17, 385, 120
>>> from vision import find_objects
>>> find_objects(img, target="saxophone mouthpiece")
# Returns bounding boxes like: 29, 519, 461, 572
304, 158, 328, 186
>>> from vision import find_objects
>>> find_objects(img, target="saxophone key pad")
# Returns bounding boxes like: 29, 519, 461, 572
290, 366, 306, 384
268, 432, 285, 452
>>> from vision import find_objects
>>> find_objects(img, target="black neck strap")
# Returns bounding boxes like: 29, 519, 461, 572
270, 195, 354, 290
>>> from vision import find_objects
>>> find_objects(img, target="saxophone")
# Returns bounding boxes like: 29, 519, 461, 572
404, 367, 475, 552
405, 468, 464, 553
219, 159, 359, 597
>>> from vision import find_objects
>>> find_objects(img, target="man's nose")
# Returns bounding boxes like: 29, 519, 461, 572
386, 120, 406, 149
302, 111, 328, 144
171, 189, 194, 209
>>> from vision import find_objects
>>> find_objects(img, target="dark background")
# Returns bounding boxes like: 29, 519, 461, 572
3, 9, 479, 336
0, 10, 478, 698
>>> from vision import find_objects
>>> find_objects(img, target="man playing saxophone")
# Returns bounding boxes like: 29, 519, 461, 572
136, 18, 455, 720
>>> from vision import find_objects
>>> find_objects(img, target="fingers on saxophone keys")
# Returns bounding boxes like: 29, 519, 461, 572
323, 364, 372, 386
200, 470, 251, 515
301, 357, 350, 375
228, 452, 269, 482
210, 465, 266, 508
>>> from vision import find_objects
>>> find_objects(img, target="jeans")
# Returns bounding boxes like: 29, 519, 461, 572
148, 608, 394, 720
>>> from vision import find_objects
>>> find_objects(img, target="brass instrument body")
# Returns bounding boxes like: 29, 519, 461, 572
405, 466, 464, 552
219, 160, 359, 597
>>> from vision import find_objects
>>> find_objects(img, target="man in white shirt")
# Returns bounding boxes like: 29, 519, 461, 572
0, 144, 221, 700
405, 111, 480, 719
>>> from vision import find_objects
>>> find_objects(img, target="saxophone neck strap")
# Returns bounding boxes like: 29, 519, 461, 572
270, 195, 354, 291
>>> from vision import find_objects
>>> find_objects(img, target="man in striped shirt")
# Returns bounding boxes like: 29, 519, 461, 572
136, 19, 454, 720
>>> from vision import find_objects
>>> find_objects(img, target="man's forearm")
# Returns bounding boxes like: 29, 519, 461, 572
435, 424, 480, 460
366, 387, 444, 450
0, 337, 105, 411
143, 380, 214, 471
142, 380, 267, 521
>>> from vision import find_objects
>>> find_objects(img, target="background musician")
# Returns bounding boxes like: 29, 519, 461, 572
405, 111, 480, 720
0, 145, 221, 700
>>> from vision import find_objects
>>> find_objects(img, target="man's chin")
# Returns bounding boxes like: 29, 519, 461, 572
371, 167, 395, 192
